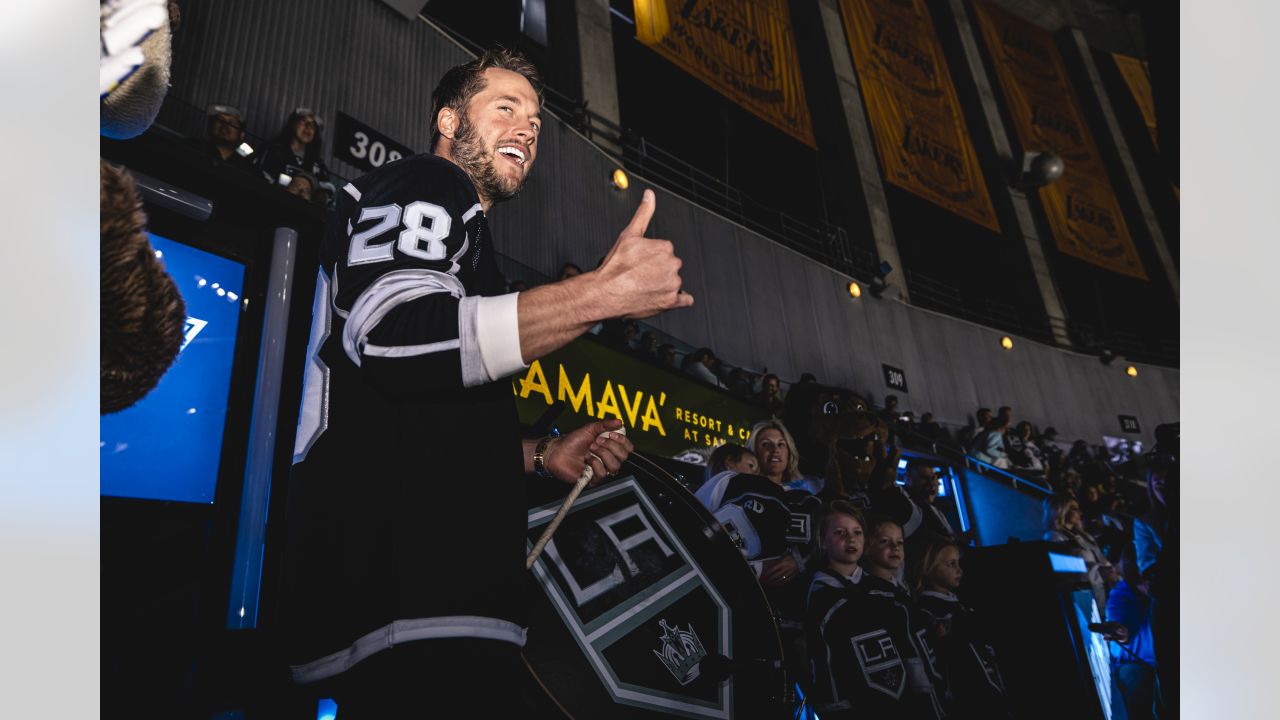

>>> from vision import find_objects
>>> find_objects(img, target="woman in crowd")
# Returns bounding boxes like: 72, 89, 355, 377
259, 107, 330, 186
1043, 493, 1117, 614
751, 419, 803, 489
695, 431, 816, 595
805, 507, 944, 719
914, 541, 1010, 719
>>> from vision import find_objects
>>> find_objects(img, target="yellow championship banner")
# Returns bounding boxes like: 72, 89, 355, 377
633, 0, 816, 148
1112, 53, 1159, 150
838, 0, 999, 231
973, 0, 1146, 279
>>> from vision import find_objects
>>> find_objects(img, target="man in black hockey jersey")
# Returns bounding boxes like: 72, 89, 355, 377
281, 49, 693, 716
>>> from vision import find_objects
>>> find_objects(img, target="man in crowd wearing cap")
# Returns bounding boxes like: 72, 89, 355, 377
191, 104, 255, 172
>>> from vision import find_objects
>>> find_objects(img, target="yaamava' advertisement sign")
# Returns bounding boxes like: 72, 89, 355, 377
512, 337, 770, 461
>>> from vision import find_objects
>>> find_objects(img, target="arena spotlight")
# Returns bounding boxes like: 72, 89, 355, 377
1126, 365, 1138, 377
611, 168, 629, 191
847, 280, 862, 298
1018, 151, 1065, 188
1000, 336, 1014, 350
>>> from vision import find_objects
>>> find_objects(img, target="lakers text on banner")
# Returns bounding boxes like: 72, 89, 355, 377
973, 0, 1146, 279
633, 0, 816, 148
512, 336, 770, 462
1112, 53, 1159, 150
838, 0, 999, 232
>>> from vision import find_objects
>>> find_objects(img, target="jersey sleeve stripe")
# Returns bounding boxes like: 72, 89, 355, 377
461, 202, 482, 223
363, 338, 461, 358
694, 470, 735, 511
893, 487, 925, 537
474, 292, 526, 381
902, 500, 924, 537
342, 182, 362, 200
293, 268, 333, 465
342, 268, 465, 367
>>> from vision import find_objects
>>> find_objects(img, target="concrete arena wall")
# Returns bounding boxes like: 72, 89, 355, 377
167, 0, 1178, 448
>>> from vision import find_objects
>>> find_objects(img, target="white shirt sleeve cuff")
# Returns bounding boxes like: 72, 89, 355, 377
475, 292, 526, 381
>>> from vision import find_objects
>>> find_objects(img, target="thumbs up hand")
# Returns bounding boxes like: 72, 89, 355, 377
597, 189, 694, 319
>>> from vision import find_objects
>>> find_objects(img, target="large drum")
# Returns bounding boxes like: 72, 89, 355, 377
523, 454, 788, 719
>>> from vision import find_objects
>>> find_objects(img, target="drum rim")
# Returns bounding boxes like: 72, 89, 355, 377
523, 451, 790, 718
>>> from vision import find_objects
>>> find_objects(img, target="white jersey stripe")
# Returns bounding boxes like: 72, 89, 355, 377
363, 338, 460, 358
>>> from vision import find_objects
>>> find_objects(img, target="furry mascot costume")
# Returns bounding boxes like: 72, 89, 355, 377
100, 0, 186, 413
781, 382, 899, 502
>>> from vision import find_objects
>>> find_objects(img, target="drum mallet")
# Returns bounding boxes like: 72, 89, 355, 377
526, 427, 626, 570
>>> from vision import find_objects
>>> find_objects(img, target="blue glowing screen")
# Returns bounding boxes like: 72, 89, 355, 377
1069, 588, 1113, 720
100, 233, 246, 504
1049, 552, 1088, 574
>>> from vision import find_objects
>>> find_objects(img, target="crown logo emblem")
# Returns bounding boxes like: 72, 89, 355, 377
652, 619, 707, 685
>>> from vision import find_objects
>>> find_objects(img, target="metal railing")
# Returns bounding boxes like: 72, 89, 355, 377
542, 83, 876, 280
963, 456, 1054, 496
904, 269, 1057, 343
896, 423, 1054, 498
1066, 319, 1179, 368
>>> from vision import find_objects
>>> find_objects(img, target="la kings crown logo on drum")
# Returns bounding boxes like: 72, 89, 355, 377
527, 477, 734, 718
653, 619, 708, 685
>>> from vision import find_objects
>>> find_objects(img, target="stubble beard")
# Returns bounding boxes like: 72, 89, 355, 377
452, 116, 524, 206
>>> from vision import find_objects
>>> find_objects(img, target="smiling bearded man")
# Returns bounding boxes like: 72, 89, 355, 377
281, 48, 694, 718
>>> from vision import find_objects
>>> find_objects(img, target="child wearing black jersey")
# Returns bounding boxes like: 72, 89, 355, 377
914, 541, 1010, 719
805, 506, 944, 719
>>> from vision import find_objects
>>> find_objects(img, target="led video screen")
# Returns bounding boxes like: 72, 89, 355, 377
101, 233, 246, 503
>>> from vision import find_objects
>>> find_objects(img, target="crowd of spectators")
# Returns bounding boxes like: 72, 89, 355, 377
693, 413, 1010, 718
182, 101, 338, 210
681, 392, 1174, 719
1046, 428, 1175, 720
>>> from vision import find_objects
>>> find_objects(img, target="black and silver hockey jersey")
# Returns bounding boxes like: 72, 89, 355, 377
805, 568, 946, 720
694, 470, 820, 562
915, 590, 1010, 719
281, 154, 530, 684
873, 485, 959, 558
